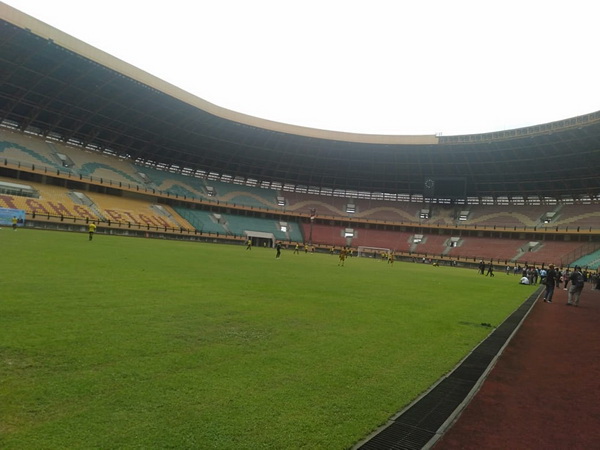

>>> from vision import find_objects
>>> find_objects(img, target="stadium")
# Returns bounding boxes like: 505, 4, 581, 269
1, 3, 600, 449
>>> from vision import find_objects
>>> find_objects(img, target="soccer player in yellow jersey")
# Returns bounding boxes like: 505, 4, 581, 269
246, 239, 252, 250
338, 247, 347, 266
88, 222, 97, 241
12, 215, 18, 230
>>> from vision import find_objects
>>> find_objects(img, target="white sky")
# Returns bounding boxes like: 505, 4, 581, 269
3, 0, 599, 136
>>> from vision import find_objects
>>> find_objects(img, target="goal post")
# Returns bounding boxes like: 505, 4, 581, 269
357, 246, 391, 259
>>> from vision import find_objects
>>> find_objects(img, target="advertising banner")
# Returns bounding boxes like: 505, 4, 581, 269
0, 207, 26, 227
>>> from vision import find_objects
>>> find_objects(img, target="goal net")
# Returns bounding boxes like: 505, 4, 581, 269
357, 246, 391, 259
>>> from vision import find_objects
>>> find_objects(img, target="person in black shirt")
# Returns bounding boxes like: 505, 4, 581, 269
478, 260, 485, 275
543, 264, 558, 303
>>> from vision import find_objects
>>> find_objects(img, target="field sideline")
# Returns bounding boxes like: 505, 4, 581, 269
0, 229, 537, 449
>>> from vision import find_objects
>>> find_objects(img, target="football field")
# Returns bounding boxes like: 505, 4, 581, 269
0, 229, 536, 449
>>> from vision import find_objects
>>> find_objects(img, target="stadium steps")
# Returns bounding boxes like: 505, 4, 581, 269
151, 204, 185, 228
171, 207, 228, 234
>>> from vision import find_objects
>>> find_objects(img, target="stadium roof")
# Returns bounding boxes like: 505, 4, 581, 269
1, 4, 600, 200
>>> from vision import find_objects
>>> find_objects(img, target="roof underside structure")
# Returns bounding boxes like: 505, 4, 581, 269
1, 7, 600, 201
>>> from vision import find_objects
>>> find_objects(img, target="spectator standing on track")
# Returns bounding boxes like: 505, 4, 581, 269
563, 269, 571, 290
543, 264, 558, 303
567, 266, 585, 306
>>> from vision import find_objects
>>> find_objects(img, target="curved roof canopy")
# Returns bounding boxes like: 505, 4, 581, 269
1, 5, 599, 200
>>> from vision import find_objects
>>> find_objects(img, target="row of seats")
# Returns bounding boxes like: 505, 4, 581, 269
0, 176, 182, 229
300, 220, 593, 266
1, 132, 284, 209
1, 176, 595, 266
0, 174, 302, 241
2, 130, 599, 230
572, 249, 600, 269
1, 131, 145, 185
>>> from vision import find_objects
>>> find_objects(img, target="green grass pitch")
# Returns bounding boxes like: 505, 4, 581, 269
0, 229, 537, 449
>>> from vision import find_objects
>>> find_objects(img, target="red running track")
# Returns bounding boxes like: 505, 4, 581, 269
434, 285, 600, 450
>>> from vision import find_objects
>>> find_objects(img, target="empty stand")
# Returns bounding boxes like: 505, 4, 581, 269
350, 228, 413, 252
554, 204, 600, 229
516, 240, 589, 267
1, 132, 60, 169
207, 180, 278, 209
221, 213, 289, 241
355, 201, 422, 222
284, 192, 424, 223
77, 161, 141, 185
2, 128, 599, 264
300, 223, 347, 246
284, 192, 349, 217
412, 233, 451, 256
135, 166, 207, 198
0, 176, 98, 219
171, 207, 229, 234
88, 192, 181, 228
466, 204, 554, 228
446, 236, 527, 262
571, 248, 600, 270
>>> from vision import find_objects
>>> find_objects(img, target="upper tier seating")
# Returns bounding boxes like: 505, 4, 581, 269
206, 180, 279, 209
553, 204, 600, 230
464, 204, 552, 228
135, 166, 207, 198
1, 132, 61, 169
1, 130, 145, 184
284, 192, 423, 222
